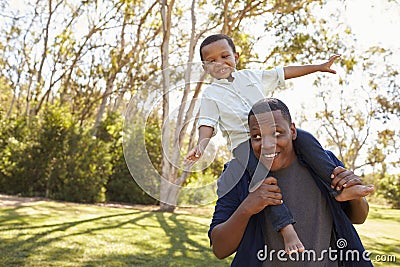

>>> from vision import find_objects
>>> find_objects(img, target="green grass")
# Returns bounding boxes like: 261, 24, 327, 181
355, 204, 400, 266
0, 199, 398, 266
0, 200, 232, 267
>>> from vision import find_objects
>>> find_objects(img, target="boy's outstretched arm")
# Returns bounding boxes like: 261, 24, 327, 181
284, 54, 341, 79
184, 125, 214, 166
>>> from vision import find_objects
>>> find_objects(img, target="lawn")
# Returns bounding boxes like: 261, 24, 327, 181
354, 204, 400, 266
0, 197, 232, 267
0, 196, 398, 266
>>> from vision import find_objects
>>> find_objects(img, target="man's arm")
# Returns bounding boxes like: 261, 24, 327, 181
330, 166, 374, 224
211, 177, 282, 259
283, 55, 340, 79
346, 197, 370, 224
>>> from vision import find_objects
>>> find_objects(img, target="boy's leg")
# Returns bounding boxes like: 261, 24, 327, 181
233, 140, 268, 192
265, 201, 295, 231
294, 129, 340, 196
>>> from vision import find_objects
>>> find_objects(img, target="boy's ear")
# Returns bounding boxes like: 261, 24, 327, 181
291, 123, 297, 141
234, 52, 239, 64
202, 63, 206, 71
202, 63, 209, 73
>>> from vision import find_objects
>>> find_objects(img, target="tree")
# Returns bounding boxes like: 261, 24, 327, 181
311, 44, 399, 178
1, 0, 397, 208
154, 0, 339, 211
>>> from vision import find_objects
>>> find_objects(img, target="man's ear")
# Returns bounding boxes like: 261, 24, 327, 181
291, 123, 297, 141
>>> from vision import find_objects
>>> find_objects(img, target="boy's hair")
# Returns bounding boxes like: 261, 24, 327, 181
248, 98, 292, 126
199, 34, 236, 62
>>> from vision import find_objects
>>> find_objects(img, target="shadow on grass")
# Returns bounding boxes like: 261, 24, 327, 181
0, 205, 230, 266
367, 207, 400, 221
361, 235, 400, 255
148, 212, 227, 266
0, 208, 153, 266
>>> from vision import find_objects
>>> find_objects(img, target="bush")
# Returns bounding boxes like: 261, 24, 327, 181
99, 112, 158, 205
0, 107, 162, 205
0, 106, 111, 203
0, 115, 41, 195
378, 173, 400, 208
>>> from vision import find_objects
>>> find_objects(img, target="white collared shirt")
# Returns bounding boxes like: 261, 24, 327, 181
198, 67, 285, 151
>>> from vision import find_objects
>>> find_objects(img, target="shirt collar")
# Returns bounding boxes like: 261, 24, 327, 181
213, 69, 237, 84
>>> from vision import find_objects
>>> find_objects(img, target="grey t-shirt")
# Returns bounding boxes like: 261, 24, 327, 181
262, 159, 338, 267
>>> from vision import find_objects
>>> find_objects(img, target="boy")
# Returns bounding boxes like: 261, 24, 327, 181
184, 34, 369, 254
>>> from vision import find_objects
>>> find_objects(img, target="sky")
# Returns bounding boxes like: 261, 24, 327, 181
344, 0, 400, 49
271, 0, 399, 110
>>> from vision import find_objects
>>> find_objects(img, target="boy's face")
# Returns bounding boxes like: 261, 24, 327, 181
249, 110, 297, 172
201, 39, 239, 80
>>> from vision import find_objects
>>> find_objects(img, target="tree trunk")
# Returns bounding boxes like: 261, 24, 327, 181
159, 177, 179, 212
93, 75, 115, 133
159, 0, 175, 211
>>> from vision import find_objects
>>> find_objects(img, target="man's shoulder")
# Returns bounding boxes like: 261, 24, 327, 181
217, 159, 248, 198
324, 150, 344, 167
222, 158, 248, 175
298, 150, 344, 169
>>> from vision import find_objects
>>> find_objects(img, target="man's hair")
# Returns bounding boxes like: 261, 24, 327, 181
248, 98, 292, 126
199, 34, 236, 62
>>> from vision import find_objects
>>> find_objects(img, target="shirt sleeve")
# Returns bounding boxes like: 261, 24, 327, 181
262, 66, 285, 96
208, 162, 244, 244
197, 92, 218, 136
208, 187, 241, 245
325, 150, 351, 211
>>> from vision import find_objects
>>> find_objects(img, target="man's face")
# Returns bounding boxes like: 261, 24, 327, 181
201, 39, 239, 80
249, 110, 297, 172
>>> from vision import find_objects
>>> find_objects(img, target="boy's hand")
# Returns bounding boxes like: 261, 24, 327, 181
184, 146, 203, 166
320, 54, 341, 74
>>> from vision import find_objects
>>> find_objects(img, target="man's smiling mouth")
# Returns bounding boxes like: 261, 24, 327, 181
262, 152, 278, 159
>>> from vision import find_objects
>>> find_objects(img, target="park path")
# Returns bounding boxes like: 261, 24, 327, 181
0, 194, 45, 207
0, 193, 214, 216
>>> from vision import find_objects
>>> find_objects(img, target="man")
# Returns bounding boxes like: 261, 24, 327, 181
208, 98, 374, 266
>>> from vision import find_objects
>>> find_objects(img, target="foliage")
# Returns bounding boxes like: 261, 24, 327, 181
0, 105, 163, 204
0, 114, 38, 195
378, 174, 400, 208
179, 153, 225, 206
101, 112, 158, 205
0, 105, 109, 202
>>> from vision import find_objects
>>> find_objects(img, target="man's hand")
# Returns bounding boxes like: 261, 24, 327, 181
331, 166, 374, 203
319, 54, 341, 74
242, 177, 283, 215
330, 166, 363, 191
